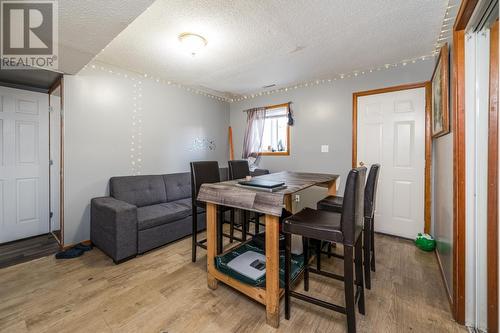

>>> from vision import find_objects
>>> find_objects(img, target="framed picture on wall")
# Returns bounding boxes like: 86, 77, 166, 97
431, 44, 450, 138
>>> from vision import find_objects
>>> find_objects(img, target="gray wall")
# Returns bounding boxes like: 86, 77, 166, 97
229, 60, 434, 194
432, 44, 454, 301
63, 63, 229, 245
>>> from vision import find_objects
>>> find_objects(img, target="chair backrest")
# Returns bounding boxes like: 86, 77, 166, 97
340, 167, 366, 245
228, 160, 250, 180
364, 164, 380, 219
219, 167, 229, 181
190, 161, 220, 205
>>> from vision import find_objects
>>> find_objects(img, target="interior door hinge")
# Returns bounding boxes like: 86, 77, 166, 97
50, 211, 53, 218
48, 106, 54, 112
49, 159, 54, 166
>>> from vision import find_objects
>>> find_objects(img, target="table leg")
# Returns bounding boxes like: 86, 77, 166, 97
284, 194, 293, 212
265, 214, 280, 328
328, 179, 337, 196
207, 203, 218, 290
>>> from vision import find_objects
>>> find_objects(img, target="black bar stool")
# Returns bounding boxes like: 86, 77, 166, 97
228, 160, 264, 237
317, 164, 380, 289
283, 167, 366, 333
190, 161, 234, 262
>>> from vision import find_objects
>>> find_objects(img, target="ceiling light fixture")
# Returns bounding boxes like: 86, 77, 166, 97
178, 33, 207, 56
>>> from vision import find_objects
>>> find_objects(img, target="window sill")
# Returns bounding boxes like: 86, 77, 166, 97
257, 151, 290, 156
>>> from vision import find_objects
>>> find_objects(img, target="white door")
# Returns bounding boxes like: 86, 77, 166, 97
356, 87, 425, 239
0, 86, 49, 243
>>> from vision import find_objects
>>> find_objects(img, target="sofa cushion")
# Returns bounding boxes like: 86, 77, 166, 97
137, 201, 192, 231
176, 197, 205, 213
164, 172, 191, 202
110, 175, 167, 207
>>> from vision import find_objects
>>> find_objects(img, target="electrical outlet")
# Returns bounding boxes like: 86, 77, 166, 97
295, 195, 300, 202
321, 145, 329, 153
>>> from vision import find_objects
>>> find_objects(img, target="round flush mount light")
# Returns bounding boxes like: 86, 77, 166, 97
178, 33, 207, 56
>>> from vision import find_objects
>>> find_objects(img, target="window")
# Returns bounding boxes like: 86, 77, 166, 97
260, 104, 290, 156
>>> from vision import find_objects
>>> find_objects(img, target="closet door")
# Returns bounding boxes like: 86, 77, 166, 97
0, 86, 49, 243
356, 87, 426, 239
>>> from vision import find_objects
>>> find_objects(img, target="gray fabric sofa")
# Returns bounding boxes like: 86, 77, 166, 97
91, 168, 229, 263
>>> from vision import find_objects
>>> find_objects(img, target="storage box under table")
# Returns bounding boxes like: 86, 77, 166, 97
214, 240, 304, 288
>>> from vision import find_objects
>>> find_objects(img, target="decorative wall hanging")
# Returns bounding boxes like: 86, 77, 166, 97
431, 44, 450, 138
191, 138, 217, 151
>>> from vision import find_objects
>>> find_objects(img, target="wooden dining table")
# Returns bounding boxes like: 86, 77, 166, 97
197, 171, 339, 328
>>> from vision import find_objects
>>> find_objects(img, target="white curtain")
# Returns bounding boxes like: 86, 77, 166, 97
242, 107, 267, 170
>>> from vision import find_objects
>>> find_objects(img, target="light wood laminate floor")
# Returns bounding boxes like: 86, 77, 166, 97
0, 233, 464, 333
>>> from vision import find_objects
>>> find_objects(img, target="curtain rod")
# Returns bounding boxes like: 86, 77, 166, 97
242, 102, 291, 112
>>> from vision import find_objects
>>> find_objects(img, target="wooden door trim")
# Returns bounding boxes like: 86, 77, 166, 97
487, 19, 499, 333
424, 82, 432, 235
47, 77, 64, 247
60, 77, 65, 248
452, 28, 466, 326
352, 81, 432, 233
454, 0, 479, 31
452, 0, 479, 324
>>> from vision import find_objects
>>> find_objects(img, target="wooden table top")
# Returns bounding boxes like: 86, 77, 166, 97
197, 171, 339, 216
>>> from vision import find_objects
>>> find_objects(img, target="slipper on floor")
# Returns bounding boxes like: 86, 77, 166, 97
55, 248, 84, 259
74, 243, 93, 252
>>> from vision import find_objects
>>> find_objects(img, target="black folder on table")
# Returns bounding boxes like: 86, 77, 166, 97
237, 179, 285, 189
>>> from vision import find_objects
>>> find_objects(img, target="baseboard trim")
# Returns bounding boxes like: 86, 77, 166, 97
373, 231, 413, 241
435, 248, 453, 312
62, 240, 91, 250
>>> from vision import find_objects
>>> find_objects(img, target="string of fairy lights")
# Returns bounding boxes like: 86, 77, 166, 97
433, 0, 459, 54
81, 1, 458, 173
82, 1, 459, 106
130, 80, 143, 175
84, 52, 436, 106
84, 0, 459, 111
81, 63, 231, 174
230, 55, 434, 102
231, 1, 460, 103
83, 63, 230, 102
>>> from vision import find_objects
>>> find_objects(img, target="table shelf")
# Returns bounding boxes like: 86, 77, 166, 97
214, 240, 304, 289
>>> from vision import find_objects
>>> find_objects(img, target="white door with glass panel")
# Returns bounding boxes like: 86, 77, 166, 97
356, 87, 425, 239
0, 86, 49, 243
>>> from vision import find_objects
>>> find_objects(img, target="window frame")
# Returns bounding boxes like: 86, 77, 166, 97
258, 103, 291, 156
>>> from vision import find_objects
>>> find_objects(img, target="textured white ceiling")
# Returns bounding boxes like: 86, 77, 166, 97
58, 0, 155, 74
96, 0, 451, 96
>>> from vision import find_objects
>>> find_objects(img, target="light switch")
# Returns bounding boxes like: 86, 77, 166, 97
321, 145, 329, 153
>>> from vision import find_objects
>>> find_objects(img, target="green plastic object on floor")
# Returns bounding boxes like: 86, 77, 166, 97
415, 233, 436, 251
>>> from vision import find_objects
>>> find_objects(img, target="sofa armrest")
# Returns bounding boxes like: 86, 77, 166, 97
91, 197, 138, 263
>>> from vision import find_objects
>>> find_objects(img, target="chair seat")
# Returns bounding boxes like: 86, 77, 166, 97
317, 195, 343, 213
283, 208, 343, 243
